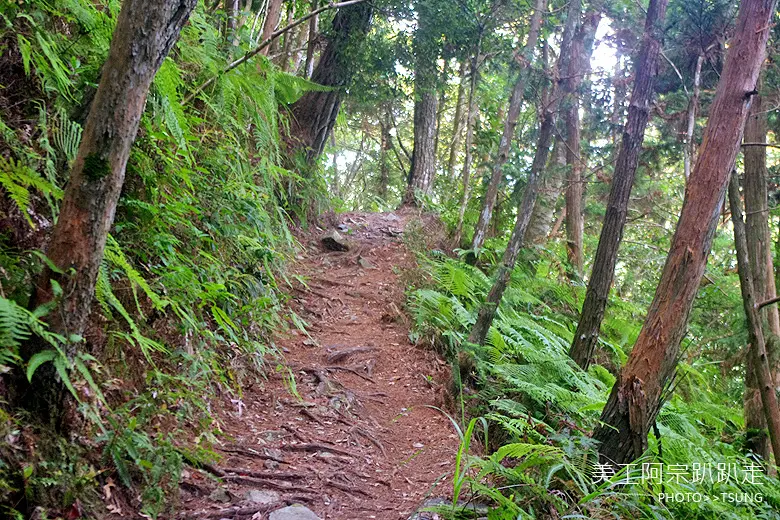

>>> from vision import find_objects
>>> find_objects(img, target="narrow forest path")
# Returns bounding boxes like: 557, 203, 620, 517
179, 210, 458, 520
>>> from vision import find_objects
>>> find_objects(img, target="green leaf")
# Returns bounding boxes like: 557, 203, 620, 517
54, 355, 79, 401
26, 350, 57, 382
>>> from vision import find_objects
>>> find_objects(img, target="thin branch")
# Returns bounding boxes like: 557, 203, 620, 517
756, 295, 780, 311
741, 142, 780, 150
182, 0, 369, 105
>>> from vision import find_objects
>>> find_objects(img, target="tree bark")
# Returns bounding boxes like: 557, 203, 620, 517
743, 92, 780, 461
469, 0, 545, 251
728, 170, 780, 468
453, 47, 481, 245
683, 54, 704, 180
447, 60, 469, 181
403, 1, 440, 206
562, 8, 601, 278
594, 0, 776, 466
286, 2, 373, 162
525, 137, 566, 244
259, 0, 284, 57
24, 0, 197, 424
568, 0, 668, 370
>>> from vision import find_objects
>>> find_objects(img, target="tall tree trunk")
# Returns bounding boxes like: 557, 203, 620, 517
525, 137, 566, 244
468, 0, 580, 342
743, 93, 780, 461
568, 0, 668, 370
453, 46, 481, 245
286, 2, 373, 162
304, 0, 320, 78
434, 60, 449, 162
728, 170, 780, 468
468, 100, 559, 345
683, 54, 704, 180
594, 0, 776, 466
469, 0, 545, 252
447, 60, 469, 181
562, 8, 601, 278
23, 0, 197, 424
379, 108, 392, 201
403, 93, 438, 205
259, 0, 284, 57
403, 1, 440, 206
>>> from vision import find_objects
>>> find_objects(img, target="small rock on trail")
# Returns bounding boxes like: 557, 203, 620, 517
321, 230, 349, 251
269, 504, 321, 520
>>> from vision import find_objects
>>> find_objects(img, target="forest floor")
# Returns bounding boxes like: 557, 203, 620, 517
178, 210, 459, 520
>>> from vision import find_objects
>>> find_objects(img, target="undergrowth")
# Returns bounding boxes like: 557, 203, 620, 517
0, 1, 325, 517
408, 252, 780, 519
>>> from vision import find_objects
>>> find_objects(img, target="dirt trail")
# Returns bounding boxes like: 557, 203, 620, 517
179, 211, 458, 519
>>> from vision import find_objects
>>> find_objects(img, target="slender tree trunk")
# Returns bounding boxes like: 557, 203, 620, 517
286, 2, 373, 162
468, 0, 580, 341
403, 1, 440, 206
304, 0, 319, 78
259, 0, 284, 56
379, 108, 392, 202
562, 8, 600, 278
743, 93, 780, 461
453, 47, 481, 244
434, 60, 449, 161
594, 0, 776, 465
279, 5, 295, 70
525, 137, 566, 244
468, 102, 558, 345
683, 54, 704, 180
729, 170, 780, 468
447, 60, 469, 181
226, 0, 240, 45
470, 0, 546, 252
568, 0, 668, 370
23, 0, 196, 425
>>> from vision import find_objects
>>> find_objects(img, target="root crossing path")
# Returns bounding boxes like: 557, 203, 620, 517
180, 211, 458, 520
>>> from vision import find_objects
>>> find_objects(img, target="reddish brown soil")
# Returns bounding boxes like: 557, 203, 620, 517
178, 211, 458, 519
